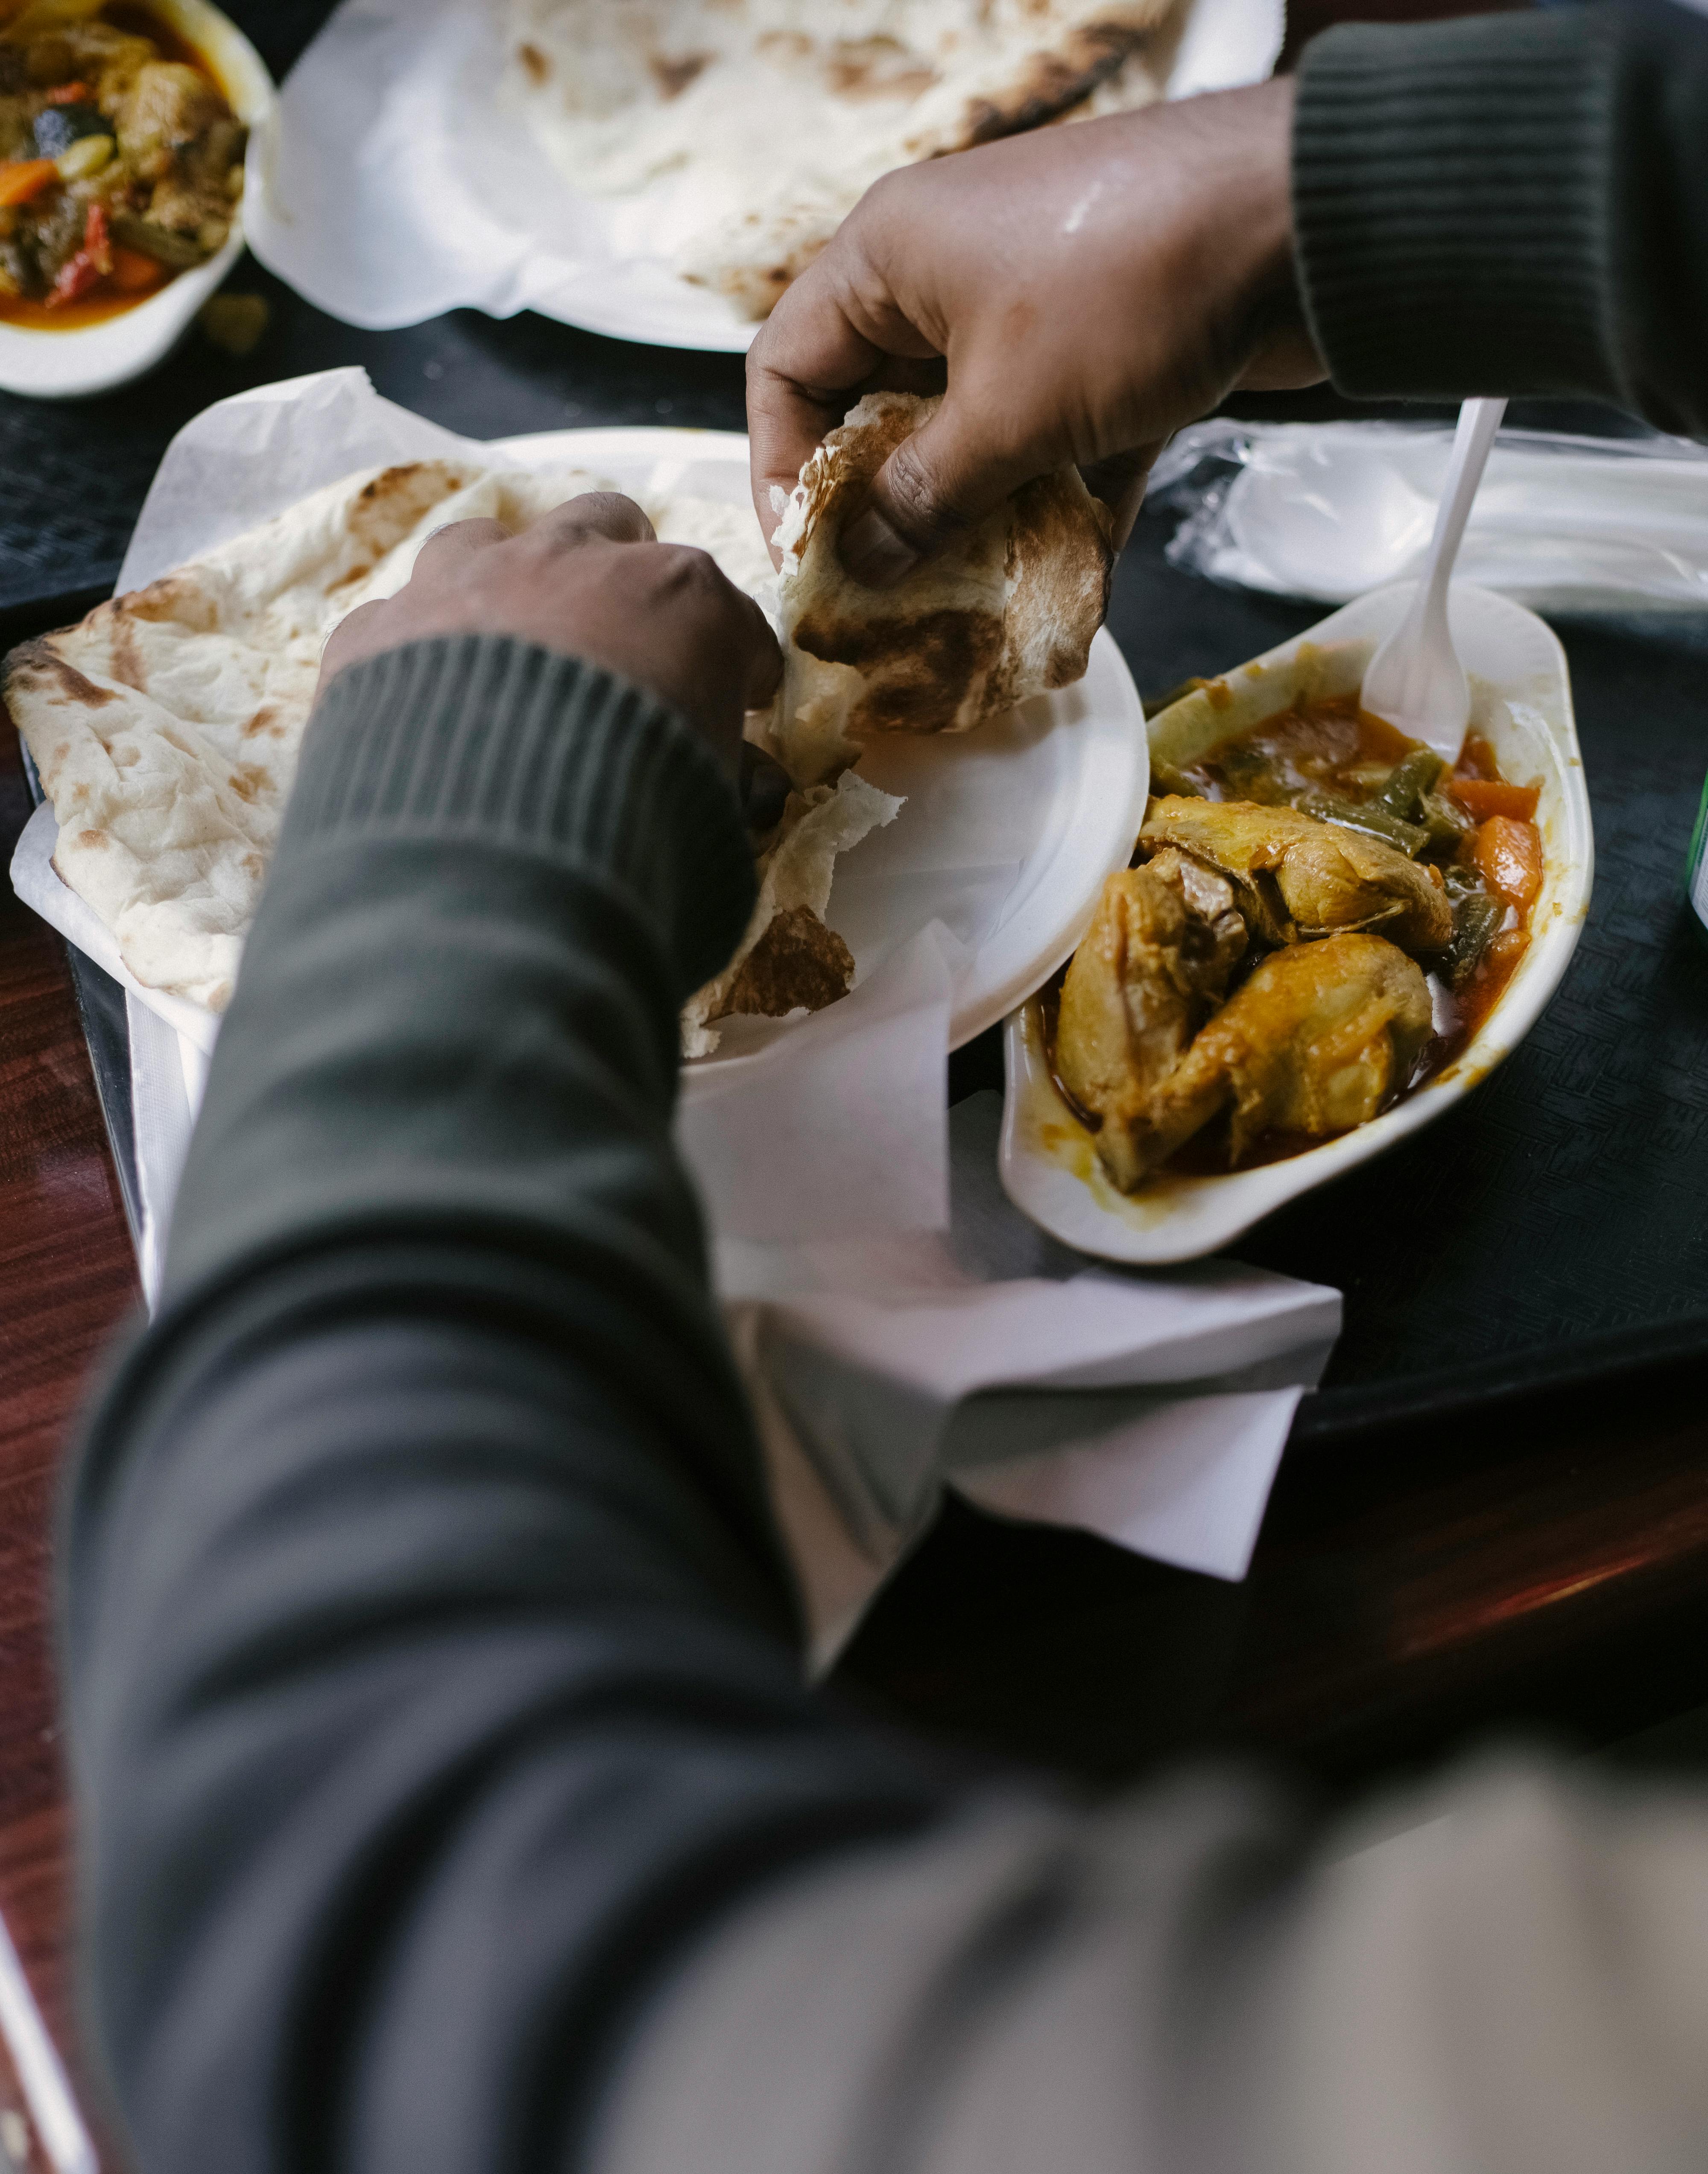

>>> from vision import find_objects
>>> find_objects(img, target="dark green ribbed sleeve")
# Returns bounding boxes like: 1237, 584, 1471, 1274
62, 633, 955, 2174
160, 634, 757, 1302
1293, 2, 1708, 434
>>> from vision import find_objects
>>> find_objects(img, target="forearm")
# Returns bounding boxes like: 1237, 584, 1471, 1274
62, 635, 948, 2173
1293, 1, 1708, 433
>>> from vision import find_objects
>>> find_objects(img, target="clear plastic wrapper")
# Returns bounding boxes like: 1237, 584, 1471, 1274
1149, 419, 1708, 613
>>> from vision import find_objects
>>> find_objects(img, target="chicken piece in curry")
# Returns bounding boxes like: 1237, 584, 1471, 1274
1053, 691, 1545, 1191
0, 0, 245, 324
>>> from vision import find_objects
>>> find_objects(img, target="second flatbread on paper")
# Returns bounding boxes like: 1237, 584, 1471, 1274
6, 459, 896, 1049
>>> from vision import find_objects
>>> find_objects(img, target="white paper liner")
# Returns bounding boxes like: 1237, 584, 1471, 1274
243, 0, 1284, 350
724, 1092, 1338, 1666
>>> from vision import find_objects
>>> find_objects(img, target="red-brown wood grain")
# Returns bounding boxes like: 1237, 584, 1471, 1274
0, 729, 138, 2170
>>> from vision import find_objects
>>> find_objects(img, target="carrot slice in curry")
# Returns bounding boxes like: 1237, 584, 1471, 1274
1448, 776, 1541, 823
0, 159, 60, 208
1474, 815, 1544, 911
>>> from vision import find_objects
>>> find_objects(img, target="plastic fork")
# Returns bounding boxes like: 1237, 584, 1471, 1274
1361, 396, 1507, 763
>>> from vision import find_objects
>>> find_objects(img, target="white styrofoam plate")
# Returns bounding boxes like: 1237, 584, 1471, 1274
483, 427, 1151, 1052
243, 0, 1283, 352
999, 581, 1594, 1263
0, 0, 275, 400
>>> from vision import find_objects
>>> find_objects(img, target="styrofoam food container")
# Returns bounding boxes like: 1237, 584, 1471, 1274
0, 0, 275, 400
999, 580, 1594, 1263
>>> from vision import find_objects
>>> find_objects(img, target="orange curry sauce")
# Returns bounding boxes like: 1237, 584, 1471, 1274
0, 2, 232, 331
1044, 691, 1545, 1178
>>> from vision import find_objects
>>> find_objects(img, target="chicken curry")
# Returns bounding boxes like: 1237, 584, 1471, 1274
1050, 691, 1545, 1191
0, 0, 244, 326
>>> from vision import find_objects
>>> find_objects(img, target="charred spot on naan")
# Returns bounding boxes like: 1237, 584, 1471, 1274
793, 603, 1005, 736
101, 609, 147, 693
718, 904, 855, 1018
5, 639, 119, 710
347, 462, 474, 555
119, 573, 219, 631
826, 38, 939, 100
649, 50, 713, 98
952, 18, 1158, 147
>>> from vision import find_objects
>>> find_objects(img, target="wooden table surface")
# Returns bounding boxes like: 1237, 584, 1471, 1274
5, 0, 1708, 2164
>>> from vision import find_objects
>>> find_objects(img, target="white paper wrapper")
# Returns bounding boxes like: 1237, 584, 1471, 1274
724, 1091, 1339, 1666
244, 0, 1284, 351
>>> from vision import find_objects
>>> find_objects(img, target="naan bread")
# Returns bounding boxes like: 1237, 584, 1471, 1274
762, 390, 1114, 785
506, 0, 1182, 318
7, 458, 606, 1011
6, 459, 885, 1045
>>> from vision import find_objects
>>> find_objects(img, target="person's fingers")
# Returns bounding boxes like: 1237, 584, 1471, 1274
1079, 440, 1164, 550
411, 518, 512, 579
315, 597, 389, 691
738, 740, 792, 840
748, 362, 874, 563
1234, 321, 1328, 393
738, 591, 784, 712
531, 490, 656, 548
746, 251, 918, 559
840, 393, 1043, 588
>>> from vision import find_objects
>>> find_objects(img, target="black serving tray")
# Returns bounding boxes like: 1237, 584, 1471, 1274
7, 0, 1708, 1443
17, 510, 1708, 1445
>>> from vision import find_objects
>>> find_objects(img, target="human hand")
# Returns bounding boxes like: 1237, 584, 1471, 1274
319, 492, 783, 772
748, 76, 1322, 583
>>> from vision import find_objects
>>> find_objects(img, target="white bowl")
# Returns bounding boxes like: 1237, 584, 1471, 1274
0, 0, 275, 400
999, 580, 1594, 1264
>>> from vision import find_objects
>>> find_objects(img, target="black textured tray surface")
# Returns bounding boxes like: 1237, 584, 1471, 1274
5, 0, 1707, 1434
1102, 530, 1708, 1432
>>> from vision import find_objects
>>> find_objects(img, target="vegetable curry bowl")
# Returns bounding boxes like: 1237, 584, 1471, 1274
0, 0, 271, 395
1000, 582, 1594, 1265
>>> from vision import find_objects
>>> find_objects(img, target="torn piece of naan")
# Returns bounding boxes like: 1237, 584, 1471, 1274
506, 0, 1185, 319
682, 769, 901, 1057
762, 390, 1114, 786
5, 459, 886, 1047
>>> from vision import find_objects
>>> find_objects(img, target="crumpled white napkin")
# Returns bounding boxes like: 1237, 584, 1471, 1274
677, 924, 1339, 1664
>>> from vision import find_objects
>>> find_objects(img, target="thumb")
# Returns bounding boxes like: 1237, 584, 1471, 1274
839, 395, 1043, 589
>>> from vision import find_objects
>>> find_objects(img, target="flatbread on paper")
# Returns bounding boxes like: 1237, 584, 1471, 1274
7, 457, 611, 1011
505, 0, 1184, 319
5, 458, 880, 1043
763, 390, 1114, 785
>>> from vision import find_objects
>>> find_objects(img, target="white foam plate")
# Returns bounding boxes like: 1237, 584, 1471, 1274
243, 0, 1282, 352
999, 580, 1594, 1263
484, 427, 1151, 1051
0, 0, 275, 400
